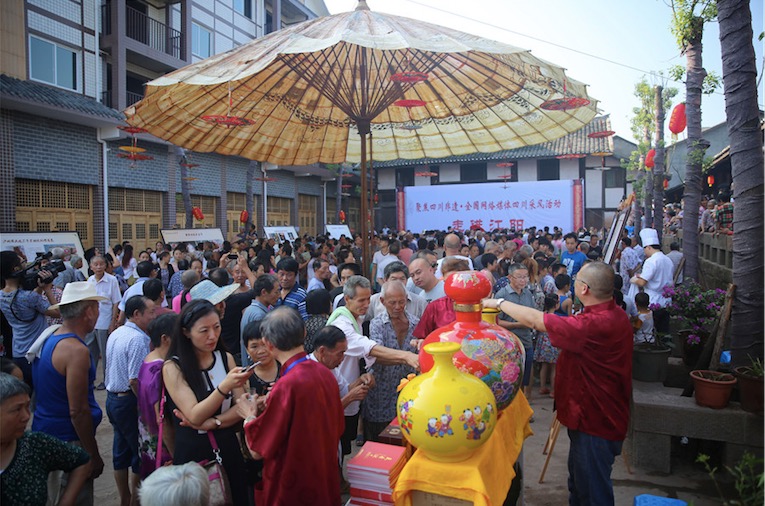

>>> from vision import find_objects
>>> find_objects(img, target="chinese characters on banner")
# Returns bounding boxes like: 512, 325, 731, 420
402, 180, 579, 232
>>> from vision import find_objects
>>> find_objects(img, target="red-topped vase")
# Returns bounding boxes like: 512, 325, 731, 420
419, 271, 526, 411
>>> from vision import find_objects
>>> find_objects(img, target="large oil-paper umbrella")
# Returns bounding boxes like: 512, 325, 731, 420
124, 0, 598, 270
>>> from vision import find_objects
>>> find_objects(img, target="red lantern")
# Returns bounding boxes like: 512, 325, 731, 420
645, 149, 656, 169
374, 194, 379, 204
339, 210, 346, 223
192, 207, 204, 221
707, 174, 715, 187
669, 103, 687, 135
663, 178, 669, 190
240, 210, 249, 223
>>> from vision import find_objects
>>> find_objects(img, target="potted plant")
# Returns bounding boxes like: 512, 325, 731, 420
734, 356, 764, 415
660, 282, 725, 367
632, 327, 672, 383
690, 370, 737, 409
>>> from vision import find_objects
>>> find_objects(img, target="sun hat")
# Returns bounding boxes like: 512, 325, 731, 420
189, 279, 240, 306
49, 281, 109, 310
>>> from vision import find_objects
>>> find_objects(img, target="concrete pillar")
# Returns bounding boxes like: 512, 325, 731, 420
180, 0, 192, 62
219, 158, 227, 236
110, 0, 127, 110
273, 0, 281, 31
163, 145, 178, 228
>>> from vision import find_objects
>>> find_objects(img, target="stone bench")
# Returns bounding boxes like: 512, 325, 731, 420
628, 380, 763, 473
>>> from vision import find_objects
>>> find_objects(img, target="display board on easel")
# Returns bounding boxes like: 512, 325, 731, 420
325, 224, 352, 240
161, 228, 225, 248
263, 226, 298, 244
603, 207, 631, 266
0, 231, 88, 277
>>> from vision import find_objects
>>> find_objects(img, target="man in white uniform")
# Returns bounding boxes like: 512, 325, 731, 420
630, 228, 674, 335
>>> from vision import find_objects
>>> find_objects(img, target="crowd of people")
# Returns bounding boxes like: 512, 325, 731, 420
0, 217, 684, 505
657, 190, 735, 237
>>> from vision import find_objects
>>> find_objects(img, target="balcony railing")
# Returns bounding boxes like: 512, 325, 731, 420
101, 2, 182, 59
100, 90, 144, 109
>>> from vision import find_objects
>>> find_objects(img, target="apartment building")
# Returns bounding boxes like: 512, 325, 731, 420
0, 0, 349, 251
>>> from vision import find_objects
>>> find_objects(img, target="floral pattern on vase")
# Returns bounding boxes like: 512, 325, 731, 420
420, 271, 526, 410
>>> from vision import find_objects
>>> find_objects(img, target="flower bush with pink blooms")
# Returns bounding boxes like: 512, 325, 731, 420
661, 281, 726, 346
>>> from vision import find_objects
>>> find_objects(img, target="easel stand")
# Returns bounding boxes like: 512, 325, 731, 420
538, 414, 632, 484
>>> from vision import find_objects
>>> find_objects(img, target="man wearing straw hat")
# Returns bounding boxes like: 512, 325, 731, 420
29, 281, 108, 505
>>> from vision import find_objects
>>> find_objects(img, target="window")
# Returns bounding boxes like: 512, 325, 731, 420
396, 167, 414, 187
192, 23, 212, 58
233, 0, 252, 18
604, 168, 626, 188
537, 159, 560, 181
29, 36, 77, 90
460, 163, 487, 182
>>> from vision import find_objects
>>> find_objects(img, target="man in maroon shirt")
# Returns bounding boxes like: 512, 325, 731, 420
484, 261, 632, 505
239, 307, 344, 506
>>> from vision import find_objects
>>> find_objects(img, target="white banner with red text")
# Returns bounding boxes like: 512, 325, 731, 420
402, 179, 583, 233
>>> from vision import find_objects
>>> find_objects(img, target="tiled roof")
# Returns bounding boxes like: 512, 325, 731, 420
0, 74, 124, 121
373, 116, 615, 167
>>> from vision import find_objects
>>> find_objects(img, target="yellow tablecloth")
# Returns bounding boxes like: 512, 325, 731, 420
393, 391, 534, 506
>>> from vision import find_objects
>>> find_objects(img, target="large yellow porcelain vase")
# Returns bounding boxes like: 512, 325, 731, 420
397, 342, 498, 462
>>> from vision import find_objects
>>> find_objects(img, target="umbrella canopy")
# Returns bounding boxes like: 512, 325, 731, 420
125, 3, 598, 166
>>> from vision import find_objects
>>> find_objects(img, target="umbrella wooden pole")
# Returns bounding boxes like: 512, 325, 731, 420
359, 124, 371, 280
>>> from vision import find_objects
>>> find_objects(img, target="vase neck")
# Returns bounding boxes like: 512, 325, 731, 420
455, 309, 481, 323
431, 351, 459, 378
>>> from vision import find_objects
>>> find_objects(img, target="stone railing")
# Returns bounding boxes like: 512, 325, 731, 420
661, 230, 732, 289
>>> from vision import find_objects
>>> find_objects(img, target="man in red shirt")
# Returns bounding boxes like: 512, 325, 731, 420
239, 307, 344, 506
484, 261, 632, 505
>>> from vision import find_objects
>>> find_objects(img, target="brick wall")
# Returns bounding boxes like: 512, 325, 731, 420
266, 169, 296, 198
107, 139, 169, 191
12, 111, 100, 185
0, 110, 16, 230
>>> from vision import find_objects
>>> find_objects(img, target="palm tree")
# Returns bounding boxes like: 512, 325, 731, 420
670, 0, 717, 281
717, 0, 764, 365
653, 85, 667, 238
177, 147, 193, 228
245, 160, 256, 233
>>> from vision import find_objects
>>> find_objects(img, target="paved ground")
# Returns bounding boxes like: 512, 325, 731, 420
90, 384, 730, 505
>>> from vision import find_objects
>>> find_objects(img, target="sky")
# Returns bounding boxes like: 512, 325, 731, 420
323, 0, 764, 145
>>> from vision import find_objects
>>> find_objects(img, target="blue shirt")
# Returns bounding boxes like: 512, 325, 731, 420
32, 332, 102, 441
0, 289, 50, 356
560, 250, 588, 279
276, 284, 308, 320
105, 321, 150, 393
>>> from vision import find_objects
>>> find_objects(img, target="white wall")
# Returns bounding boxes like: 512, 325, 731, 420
585, 169, 603, 208
559, 159, 579, 180
517, 159, 536, 181
378, 168, 395, 190
414, 174, 431, 186
487, 162, 513, 180
438, 164, 460, 183
605, 188, 624, 208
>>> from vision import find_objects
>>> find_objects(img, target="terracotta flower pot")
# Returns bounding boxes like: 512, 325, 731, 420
690, 370, 737, 409
734, 366, 764, 415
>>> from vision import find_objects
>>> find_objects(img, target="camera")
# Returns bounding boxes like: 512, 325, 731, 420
12, 252, 66, 291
